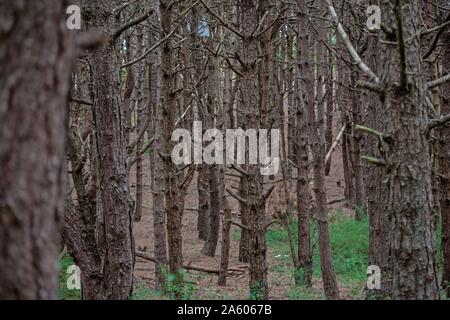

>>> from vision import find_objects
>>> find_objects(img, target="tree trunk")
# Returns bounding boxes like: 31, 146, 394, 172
86, 0, 135, 299
134, 28, 145, 223
325, 49, 334, 177
295, 9, 313, 288
202, 165, 220, 256
350, 73, 365, 219
440, 12, 450, 298
342, 113, 354, 205
0, 0, 73, 299
379, 0, 438, 299
239, 0, 274, 299
305, 24, 339, 300
218, 67, 233, 286
307, 87, 340, 299
361, 31, 392, 300
237, 178, 250, 263
197, 167, 210, 240
148, 22, 168, 291
191, 7, 211, 241
160, 0, 184, 294
202, 48, 221, 257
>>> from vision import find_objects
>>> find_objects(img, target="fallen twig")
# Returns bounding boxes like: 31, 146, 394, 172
136, 252, 247, 275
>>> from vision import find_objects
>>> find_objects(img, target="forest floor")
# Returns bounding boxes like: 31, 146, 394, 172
126, 110, 365, 300
59, 111, 372, 300
129, 149, 366, 300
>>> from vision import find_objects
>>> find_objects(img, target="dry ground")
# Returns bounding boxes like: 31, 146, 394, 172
131, 110, 354, 299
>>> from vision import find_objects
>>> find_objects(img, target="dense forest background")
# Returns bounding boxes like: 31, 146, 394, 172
1, 0, 450, 300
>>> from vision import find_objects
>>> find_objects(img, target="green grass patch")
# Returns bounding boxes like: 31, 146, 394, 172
287, 286, 325, 300
317, 215, 369, 283
267, 211, 369, 292
131, 283, 163, 300
58, 253, 81, 300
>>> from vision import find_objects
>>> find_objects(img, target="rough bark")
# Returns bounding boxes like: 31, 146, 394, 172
123, 36, 135, 150
197, 167, 210, 240
148, 22, 168, 291
295, 8, 313, 288
218, 67, 233, 286
0, 0, 73, 299
133, 28, 146, 223
74, 0, 135, 299
325, 49, 334, 177
379, 0, 438, 299
191, 6, 211, 241
341, 113, 354, 205
202, 58, 221, 257
364, 34, 391, 299
440, 12, 450, 298
239, 0, 275, 299
65, 63, 105, 300
304, 14, 339, 300
350, 73, 365, 219
307, 85, 340, 299
238, 177, 250, 263
160, 0, 184, 294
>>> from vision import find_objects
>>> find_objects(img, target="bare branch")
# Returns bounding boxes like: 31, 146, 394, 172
111, 9, 154, 41
127, 137, 155, 169
226, 219, 250, 231
428, 114, 450, 132
122, 28, 177, 68
421, 19, 450, 37
262, 185, 275, 203
226, 188, 248, 205
128, 104, 151, 154
199, 0, 244, 39
355, 125, 390, 143
136, 251, 246, 274
229, 165, 249, 177
325, 124, 346, 166
361, 156, 387, 167
112, 0, 139, 16
356, 80, 383, 93
264, 219, 277, 230
70, 96, 93, 106
121, 1, 199, 68
423, 14, 450, 60
427, 74, 450, 89
324, 0, 380, 83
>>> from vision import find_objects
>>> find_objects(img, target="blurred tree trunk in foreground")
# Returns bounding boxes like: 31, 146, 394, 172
0, 0, 74, 299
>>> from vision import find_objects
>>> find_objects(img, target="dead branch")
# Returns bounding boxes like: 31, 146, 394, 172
112, 9, 154, 41
325, 124, 346, 166
361, 156, 387, 167
356, 80, 383, 93
226, 188, 248, 205
324, 0, 380, 83
199, 0, 244, 39
428, 114, 450, 132
355, 125, 390, 143
262, 185, 275, 203
136, 252, 246, 274
427, 74, 450, 90
70, 96, 93, 106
